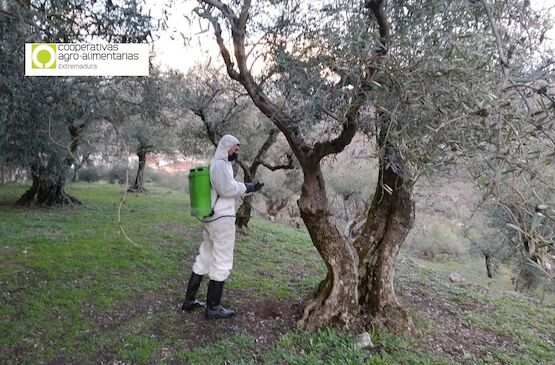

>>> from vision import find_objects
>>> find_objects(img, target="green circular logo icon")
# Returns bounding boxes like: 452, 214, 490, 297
31, 44, 57, 69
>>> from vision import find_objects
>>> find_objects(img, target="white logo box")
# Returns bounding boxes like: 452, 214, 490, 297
25, 43, 150, 77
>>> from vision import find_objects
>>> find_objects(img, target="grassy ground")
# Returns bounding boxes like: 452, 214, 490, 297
1, 182, 554, 364
408, 257, 555, 305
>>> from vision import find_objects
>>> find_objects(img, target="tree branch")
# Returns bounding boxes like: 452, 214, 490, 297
199, 0, 238, 23
236, 159, 251, 180
365, 0, 390, 54
194, 6, 240, 81
481, 0, 510, 86
503, 83, 555, 105
237, 0, 251, 34
251, 128, 280, 173
259, 154, 294, 171
0, 9, 16, 19
198, 0, 308, 162
191, 107, 219, 147
313, 0, 389, 161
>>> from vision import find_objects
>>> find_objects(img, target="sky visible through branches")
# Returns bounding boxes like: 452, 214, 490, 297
148, 0, 555, 73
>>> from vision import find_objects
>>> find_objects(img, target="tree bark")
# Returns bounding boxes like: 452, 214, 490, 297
354, 133, 416, 334
67, 125, 81, 182
297, 164, 360, 331
16, 163, 81, 206
485, 254, 496, 278
236, 163, 253, 230
67, 123, 86, 183
129, 150, 147, 192
236, 194, 253, 231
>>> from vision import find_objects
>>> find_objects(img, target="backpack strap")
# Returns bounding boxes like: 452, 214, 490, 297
208, 193, 219, 217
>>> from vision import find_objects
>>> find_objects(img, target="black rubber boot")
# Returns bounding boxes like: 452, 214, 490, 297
181, 272, 206, 311
205, 280, 235, 319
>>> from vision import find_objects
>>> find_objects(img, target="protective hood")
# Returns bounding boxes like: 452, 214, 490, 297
213, 134, 240, 161
207, 133, 247, 219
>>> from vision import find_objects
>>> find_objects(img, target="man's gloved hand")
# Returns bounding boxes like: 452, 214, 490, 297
245, 181, 264, 193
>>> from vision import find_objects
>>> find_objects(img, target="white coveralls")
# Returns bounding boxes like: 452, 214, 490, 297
192, 134, 247, 282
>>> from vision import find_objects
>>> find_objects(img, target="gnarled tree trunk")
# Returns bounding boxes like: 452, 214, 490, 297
354, 134, 416, 333
67, 124, 84, 183
236, 167, 253, 231
297, 165, 360, 330
17, 163, 81, 206
17, 121, 87, 206
197, 0, 403, 332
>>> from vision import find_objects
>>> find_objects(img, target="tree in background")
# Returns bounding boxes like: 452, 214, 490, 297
110, 69, 181, 193
259, 167, 302, 221
194, 0, 554, 331
465, 210, 511, 278
464, 0, 555, 292
0, 0, 155, 205
69, 119, 119, 182
10, 79, 102, 205
473, 168, 555, 290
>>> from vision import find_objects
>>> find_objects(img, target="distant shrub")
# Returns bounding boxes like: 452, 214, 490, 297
107, 164, 132, 185
432, 199, 467, 220
406, 215, 468, 261
148, 168, 188, 192
514, 259, 552, 295
143, 167, 160, 184
77, 167, 102, 182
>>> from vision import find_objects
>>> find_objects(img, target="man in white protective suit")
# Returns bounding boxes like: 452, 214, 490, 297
181, 134, 264, 319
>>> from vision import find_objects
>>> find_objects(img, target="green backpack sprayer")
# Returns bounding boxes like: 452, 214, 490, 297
188, 166, 213, 218
188, 165, 260, 221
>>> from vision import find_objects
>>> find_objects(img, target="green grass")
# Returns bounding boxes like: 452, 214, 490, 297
262, 329, 449, 365
461, 294, 555, 364
398, 257, 555, 365
0, 183, 201, 363
173, 328, 448, 365
175, 332, 255, 364
1, 182, 554, 364
0, 182, 326, 364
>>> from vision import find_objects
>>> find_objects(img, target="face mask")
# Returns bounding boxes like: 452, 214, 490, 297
228, 152, 238, 161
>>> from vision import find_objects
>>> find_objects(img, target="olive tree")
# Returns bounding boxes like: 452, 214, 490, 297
193, 0, 553, 331
108, 70, 182, 193
464, 1, 555, 290
0, 0, 155, 205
